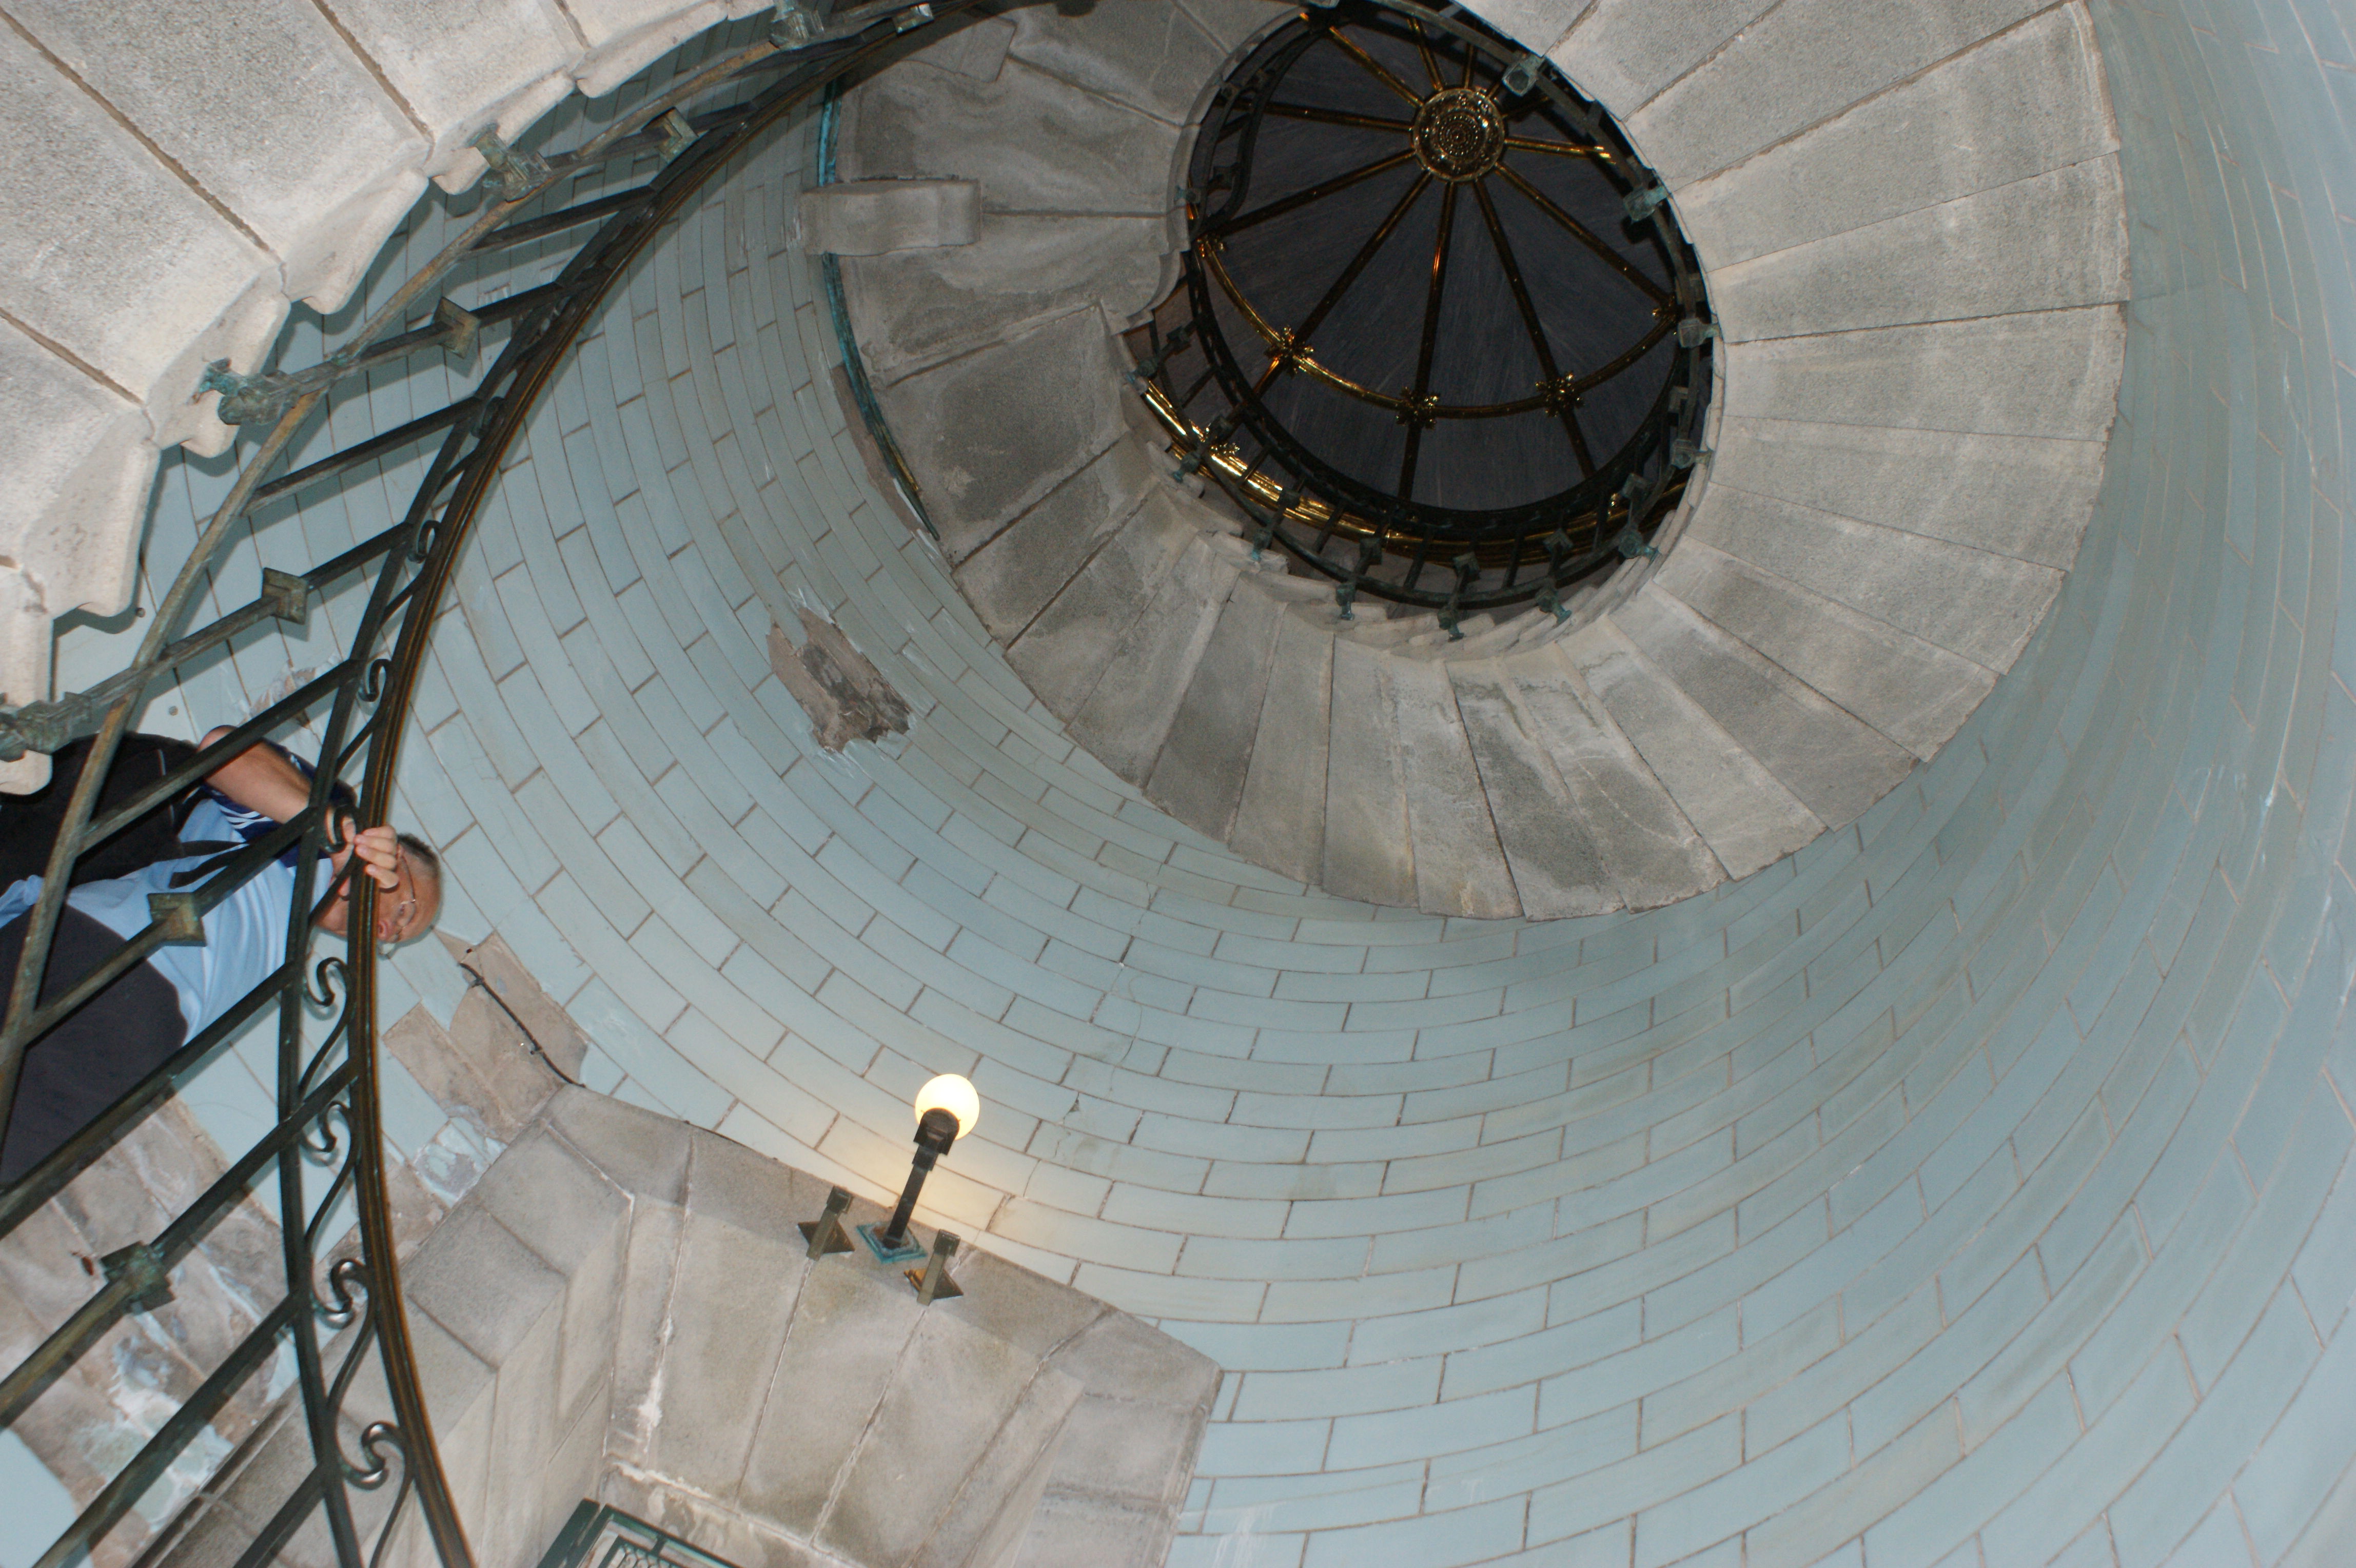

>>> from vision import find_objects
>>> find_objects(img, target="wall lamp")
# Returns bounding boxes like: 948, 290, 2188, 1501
799, 1075, 979, 1298
858, 1074, 978, 1266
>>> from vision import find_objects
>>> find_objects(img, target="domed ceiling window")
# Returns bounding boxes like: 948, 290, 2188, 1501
1131, 0, 1715, 621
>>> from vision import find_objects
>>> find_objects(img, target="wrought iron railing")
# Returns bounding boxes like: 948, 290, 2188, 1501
1129, 0, 1715, 627
0, 4, 968, 1563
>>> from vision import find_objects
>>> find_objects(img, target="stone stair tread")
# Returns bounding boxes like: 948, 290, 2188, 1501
1613, 584, 1915, 829
1069, 530, 1249, 786
1495, 648, 1725, 911
1687, 480, 2064, 671
1449, 662, 1619, 919
1228, 606, 1334, 885
1564, 615, 1824, 881
878, 306, 1133, 554
1653, 541, 1994, 759
1389, 656, 1522, 919
1146, 581, 1287, 840
1341, 611, 1438, 648
1006, 486, 1195, 718
954, 436, 1160, 638
1320, 639, 1415, 907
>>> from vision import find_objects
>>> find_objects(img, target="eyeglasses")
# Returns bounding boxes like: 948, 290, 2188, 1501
375, 846, 421, 955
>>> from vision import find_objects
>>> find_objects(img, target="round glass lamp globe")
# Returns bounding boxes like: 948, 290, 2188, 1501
914, 1073, 981, 1138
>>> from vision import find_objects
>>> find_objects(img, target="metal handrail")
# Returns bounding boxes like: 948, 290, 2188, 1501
0, 3, 970, 1562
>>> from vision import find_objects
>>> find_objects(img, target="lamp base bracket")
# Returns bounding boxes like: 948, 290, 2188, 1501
856, 1221, 925, 1265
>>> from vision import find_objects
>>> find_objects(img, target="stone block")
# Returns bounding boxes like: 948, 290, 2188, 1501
403, 1205, 566, 1371
1069, 533, 1246, 786
819, 1308, 1077, 1566
9, 0, 428, 309
1005, 0, 1234, 125
907, 12, 1018, 83
0, 318, 156, 635
846, 213, 1172, 382
882, 307, 1132, 547
545, 1084, 693, 1205
908, 1368, 1081, 1568
1008, 485, 1195, 716
1720, 308, 2125, 443
1498, 646, 1725, 911
1562, 617, 1821, 880
468, 1125, 628, 1275
0, 23, 277, 430
1227, 603, 1336, 885
1459, 0, 1593, 52
309, 0, 578, 185
1630, 0, 2054, 185
737, 1258, 925, 1531
1665, 6, 2113, 254
1388, 657, 1521, 919
1688, 483, 2064, 671
954, 437, 1160, 633
1173, 0, 1293, 56
1321, 638, 1416, 907
1448, 660, 1617, 919
1612, 584, 1914, 827
845, 55, 1180, 217
801, 179, 981, 256
642, 1197, 809, 1499
604, 1197, 684, 1473
449, 931, 591, 1081
479, 1283, 567, 1567
1704, 416, 2106, 571
1653, 542, 1995, 759
1048, 1307, 1223, 1416
1018, 1496, 1178, 1568
1550, 0, 1777, 115
1147, 579, 1286, 840
1710, 158, 2128, 342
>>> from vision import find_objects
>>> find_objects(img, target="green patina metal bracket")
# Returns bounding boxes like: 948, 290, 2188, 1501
100, 1242, 175, 1315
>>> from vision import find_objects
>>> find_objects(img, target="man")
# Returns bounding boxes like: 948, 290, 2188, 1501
0, 729, 441, 1181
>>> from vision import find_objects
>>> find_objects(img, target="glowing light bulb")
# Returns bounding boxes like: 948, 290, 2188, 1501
914, 1073, 980, 1138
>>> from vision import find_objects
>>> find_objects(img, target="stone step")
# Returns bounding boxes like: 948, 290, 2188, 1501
1390, 655, 1520, 919
1319, 637, 1415, 908
1069, 532, 1248, 786
1564, 615, 1824, 882
1611, 582, 1916, 830
1227, 604, 1334, 886
1448, 660, 1618, 920
1005, 486, 1196, 718
954, 436, 1162, 638
1397, 614, 1497, 658
1339, 610, 1439, 649
1146, 579, 1287, 841
1651, 541, 1995, 760
1684, 478, 2063, 673
1494, 647, 1725, 912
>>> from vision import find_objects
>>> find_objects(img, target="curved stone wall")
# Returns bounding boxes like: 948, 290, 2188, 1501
831, 0, 2125, 916
32, 0, 2356, 1564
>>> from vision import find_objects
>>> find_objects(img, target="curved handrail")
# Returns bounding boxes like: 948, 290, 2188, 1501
0, 4, 977, 1562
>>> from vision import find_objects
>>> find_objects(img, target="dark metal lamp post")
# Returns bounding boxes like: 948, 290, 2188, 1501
858, 1073, 979, 1265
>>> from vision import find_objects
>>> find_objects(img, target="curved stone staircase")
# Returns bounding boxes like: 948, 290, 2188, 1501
833, 0, 2128, 918
0, 0, 781, 781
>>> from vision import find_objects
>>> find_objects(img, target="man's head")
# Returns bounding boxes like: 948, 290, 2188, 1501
372, 834, 443, 948
315, 827, 442, 948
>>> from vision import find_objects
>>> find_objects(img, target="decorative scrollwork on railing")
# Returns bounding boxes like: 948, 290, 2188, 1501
0, 3, 976, 1564
319, 1253, 372, 1330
